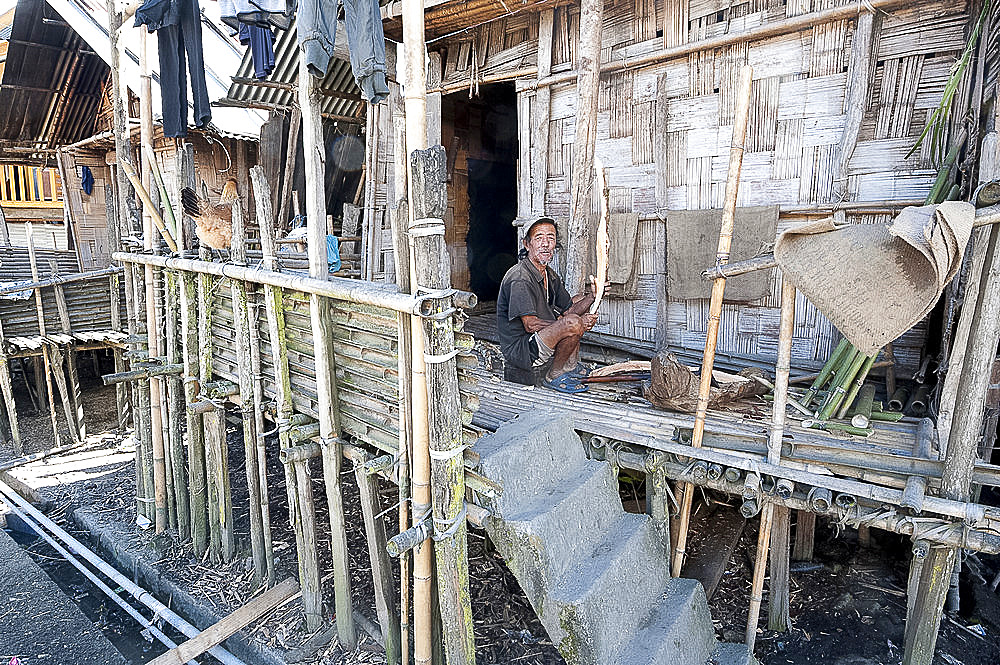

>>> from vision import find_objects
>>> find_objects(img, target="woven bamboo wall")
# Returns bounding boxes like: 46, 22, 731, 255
61, 153, 112, 269
428, 0, 972, 372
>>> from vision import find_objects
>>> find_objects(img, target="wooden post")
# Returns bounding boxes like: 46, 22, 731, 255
288, 457, 324, 631
564, 0, 604, 294
252, 165, 322, 626
672, 66, 754, 578
905, 223, 1000, 665
746, 277, 795, 649
299, 60, 355, 643
47, 260, 85, 440
767, 505, 791, 631
246, 276, 275, 586
24, 223, 63, 446
229, 196, 269, 582
353, 451, 401, 665
645, 462, 672, 564
410, 148, 476, 664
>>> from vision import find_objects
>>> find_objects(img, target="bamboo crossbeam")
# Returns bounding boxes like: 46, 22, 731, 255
113, 252, 429, 315
102, 363, 183, 384
0, 267, 123, 296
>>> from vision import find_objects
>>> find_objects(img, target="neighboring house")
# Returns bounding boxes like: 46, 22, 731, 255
0, 163, 67, 250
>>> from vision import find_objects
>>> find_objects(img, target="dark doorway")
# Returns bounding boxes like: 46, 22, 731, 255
442, 83, 518, 302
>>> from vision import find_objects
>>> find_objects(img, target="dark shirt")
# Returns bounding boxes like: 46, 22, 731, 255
497, 258, 572, 369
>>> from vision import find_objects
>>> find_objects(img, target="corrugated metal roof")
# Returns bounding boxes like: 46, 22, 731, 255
0, 0, 107, 148
223, 20, 364, 123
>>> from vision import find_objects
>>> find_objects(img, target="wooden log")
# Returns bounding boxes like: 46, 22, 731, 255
229, 196, 269, 583
287, 457, 324, 631
24, 223, 63, 446
564, 0, 603, 295
277, 107, 301, 232
746, 278, 795, 648
767, 505, 791, 632
409, 147, 475, 664
353, 450, 402, 665
673, 66, 753, 578
252, 165, 322, 629
905, 222, 1000, 665
145, 577, 298, 665
299, 57, 355, 642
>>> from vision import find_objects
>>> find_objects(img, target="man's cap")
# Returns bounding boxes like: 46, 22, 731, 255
523, 216, 558, 241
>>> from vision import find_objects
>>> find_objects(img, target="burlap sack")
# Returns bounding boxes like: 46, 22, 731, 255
644, 351, 767, 413
773, 201, 975, 356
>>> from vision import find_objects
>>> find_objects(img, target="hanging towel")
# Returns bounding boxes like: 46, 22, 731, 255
774, 201, 975, 355
81, 166, 94, 196
665, 206, 779, 302
326, 234, 342, 273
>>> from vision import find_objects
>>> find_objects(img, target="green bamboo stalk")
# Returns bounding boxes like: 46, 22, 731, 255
836, 355, 876, 420
869, 410, 905, 422
802, 338, 850, 406
818, 351, 868, 421
849, 384, 877, 428
815, 347, 859, 415
805, 420, 873, 437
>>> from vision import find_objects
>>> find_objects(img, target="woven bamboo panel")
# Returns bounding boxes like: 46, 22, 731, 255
425, 0, 972, 372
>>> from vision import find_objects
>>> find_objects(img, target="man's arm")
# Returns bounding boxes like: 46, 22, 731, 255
520, 315, 552, 333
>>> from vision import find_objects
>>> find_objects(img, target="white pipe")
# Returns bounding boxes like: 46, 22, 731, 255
0, 479, 248, 665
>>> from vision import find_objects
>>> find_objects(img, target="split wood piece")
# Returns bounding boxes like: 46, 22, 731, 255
767, 505, 791, 632
746, 278, 796, 649
792, 511, 816, 561
409, 146, 475, 665
24, 223, 65, 447
47, 261, 85, 440
564, 0, 603, 295
229, 196, 269, 584
672, 65, 754, 579
905, 223, 1000, 665
591, 158, 609, 315
253, 165, 323, 629
204, 406, 234, 562
0, 315, 21, 454
145, 577, 299, 665
300, 61, 355, 643
353, 448, 402, 665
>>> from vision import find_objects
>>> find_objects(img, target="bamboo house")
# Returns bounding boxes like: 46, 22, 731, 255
1, 0, 1000, 664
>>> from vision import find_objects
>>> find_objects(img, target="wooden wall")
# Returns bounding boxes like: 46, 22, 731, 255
425, 0, 973, 372
60, 152, 112, 269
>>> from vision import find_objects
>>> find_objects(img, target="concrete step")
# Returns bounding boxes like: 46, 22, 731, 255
710, 642, 758, 665
548, 513, 672, 664
503, 460, 621, 583
615, 578, 718, 665
475, 414, 587, 508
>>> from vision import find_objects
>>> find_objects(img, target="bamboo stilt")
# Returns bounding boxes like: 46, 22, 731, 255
252, 165, 320, 625
0, 317, 20, 454
672, 66, 754, 578
166, 268, 189, 538
229, 196, 268, 582
299, 61, 355, 642
47, 261, 86, 441
746, 278, 796, 649
24, 223, 62, 447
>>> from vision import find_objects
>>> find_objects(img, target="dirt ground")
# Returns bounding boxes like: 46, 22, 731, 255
2, 356, 1000, 665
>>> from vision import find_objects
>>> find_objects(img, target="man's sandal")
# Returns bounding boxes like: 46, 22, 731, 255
542, 371, 588, 394
565, 362, 592, 378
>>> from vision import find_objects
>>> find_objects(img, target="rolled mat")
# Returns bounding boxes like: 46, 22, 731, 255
774, 201, 975, 356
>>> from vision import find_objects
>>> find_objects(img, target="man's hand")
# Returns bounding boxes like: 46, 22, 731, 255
581, 313, 598, 331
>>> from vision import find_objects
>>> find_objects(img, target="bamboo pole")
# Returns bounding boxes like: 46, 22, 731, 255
139, 30, 167, 533
24, 223, 62, 447
252, 165, 322, 628
0, 315, 20, 454
229, 196, 269, 582
801, 338, 849, 406
836, 354, 876, 420
400, 4, 439, 662
818, 351, 868, 421
46, 260, 85, 442
671, 65, 753, 578
246, 272, 275, 586
746, 279, 796, 648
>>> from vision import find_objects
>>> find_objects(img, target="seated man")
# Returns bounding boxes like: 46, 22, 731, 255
497, 217, 598, 393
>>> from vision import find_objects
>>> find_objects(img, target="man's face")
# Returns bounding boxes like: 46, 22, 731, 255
525, 222, 557, 267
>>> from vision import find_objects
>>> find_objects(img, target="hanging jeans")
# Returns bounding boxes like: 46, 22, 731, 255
152, 0, 212, 137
